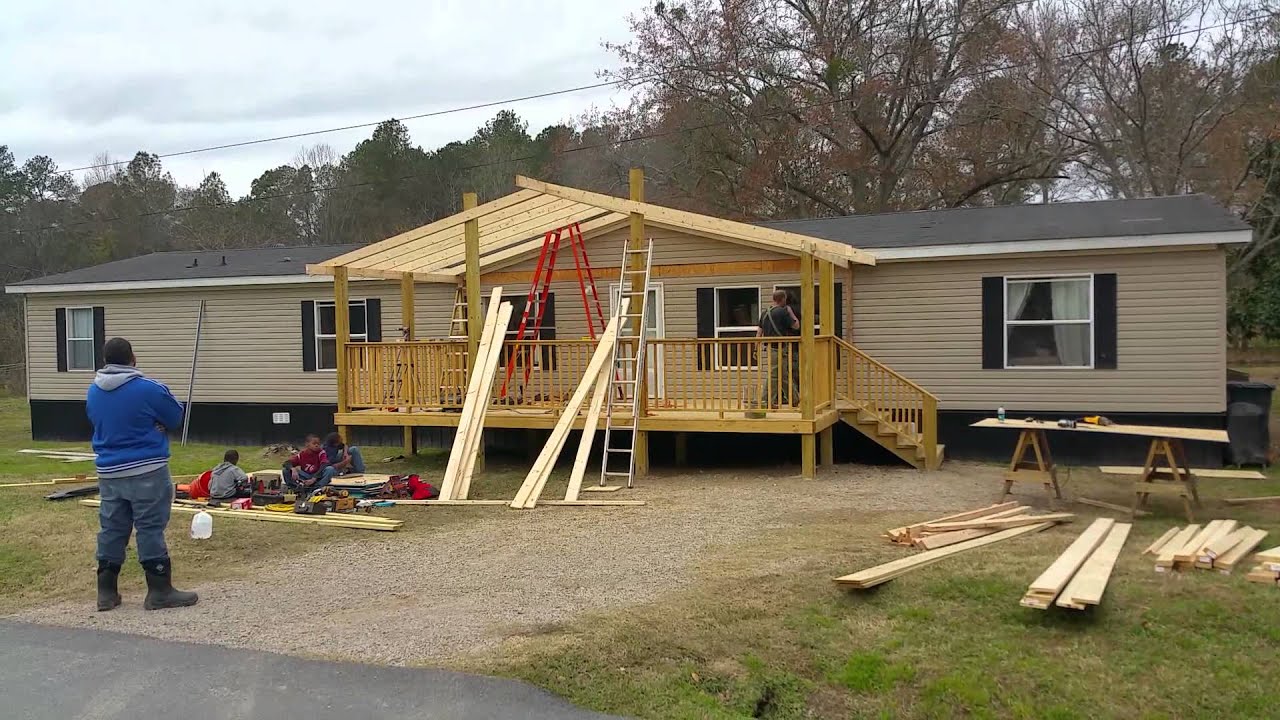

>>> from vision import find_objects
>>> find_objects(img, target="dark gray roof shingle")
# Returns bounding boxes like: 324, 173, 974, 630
10, 244, 362, 287
762, 194, 1249, 249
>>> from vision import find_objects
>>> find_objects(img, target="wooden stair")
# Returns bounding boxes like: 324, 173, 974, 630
840, 408, 944, 470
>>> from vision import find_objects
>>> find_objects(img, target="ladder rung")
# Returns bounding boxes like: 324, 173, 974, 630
604, 471, 633, 477
612, 379, 638, 385
605, 447, 633, 454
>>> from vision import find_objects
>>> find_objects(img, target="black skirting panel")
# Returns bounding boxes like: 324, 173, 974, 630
29, 400, 1226, 468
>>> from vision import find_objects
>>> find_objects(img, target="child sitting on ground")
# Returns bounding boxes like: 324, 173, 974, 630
323, 431, 366, 476
209, 449, 252, 501
282, 434, 334, 492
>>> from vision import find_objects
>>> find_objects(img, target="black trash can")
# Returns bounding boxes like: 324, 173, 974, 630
1225, 381, 1274, 465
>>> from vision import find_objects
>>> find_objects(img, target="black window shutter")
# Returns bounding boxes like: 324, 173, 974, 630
92, 307, 106, 369
1094, 273, 1118, 369
55, 308, 67, 372
540, 293, 556, 369
981, 277, 1004, 369
301, 301, 317, 372
833, 283, 844, 339
695, 287, 715, 370
365, 298, 382, 341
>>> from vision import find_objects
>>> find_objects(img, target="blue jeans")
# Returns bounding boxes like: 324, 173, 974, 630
97, 466, 174, 566
334, 446, 366, 475
282, 464, 335, 491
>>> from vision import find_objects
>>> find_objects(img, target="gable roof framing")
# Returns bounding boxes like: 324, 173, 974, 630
308, 177, 873, 282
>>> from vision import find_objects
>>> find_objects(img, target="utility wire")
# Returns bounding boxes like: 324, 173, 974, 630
6, 11, 1268, 237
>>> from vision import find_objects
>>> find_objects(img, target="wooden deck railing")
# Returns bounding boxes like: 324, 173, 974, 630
645, 338, 802, 412
833, 337, 939, 463
490, 340, 597, 408
345, 341, 469, 409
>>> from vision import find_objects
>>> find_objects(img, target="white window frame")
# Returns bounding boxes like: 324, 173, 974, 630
1003, 274, 1094, 370
315, 299, 368, 372
65, 306, 96, 372
713, 285, 761, 370
610, 282, 666, 398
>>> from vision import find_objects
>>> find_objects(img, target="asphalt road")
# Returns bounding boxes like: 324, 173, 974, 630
0, 621, 622, 720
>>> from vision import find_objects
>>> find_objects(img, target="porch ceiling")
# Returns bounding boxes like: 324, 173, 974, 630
307, 177, 874, 282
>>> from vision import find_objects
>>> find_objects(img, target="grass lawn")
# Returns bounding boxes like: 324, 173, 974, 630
483, 469, 1280, 719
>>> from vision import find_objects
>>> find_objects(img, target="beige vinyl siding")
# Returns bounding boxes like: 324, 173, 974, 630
497, 225, 782, 273
26, 281, 456, 403
850, 248, 1227, 413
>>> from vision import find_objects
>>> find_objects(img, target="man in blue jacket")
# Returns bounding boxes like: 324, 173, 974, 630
87, 337, 198, 611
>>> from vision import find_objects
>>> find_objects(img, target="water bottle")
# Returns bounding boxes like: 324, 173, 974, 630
997, 406, 1006, 423
190, 510, 213, 540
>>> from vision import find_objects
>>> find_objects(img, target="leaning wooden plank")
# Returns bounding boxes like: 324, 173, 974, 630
1155, 524, 1201, 570
541, 500, 647, 507
886, 501, 1020, 542
834, 522, 1054, 589
511, 305, 626, 509
1224, 496, 1280, 505
1056, 523, 1132, 609
925, 513, 1074, 533
915, 527, 997, 550
1077, 497, 1150, 517
1174, 520, 1226, 563
581, 485, 624, 493
80, 500, 402, 531
1214, 530, 1270, 573
564, 364, 613, 501
1197, 527, 1252, 568
1099, 466, 1265, 480
439, 287, 506, 501
1143, 527, 1182, 555
387, 499, 511, 506
456, 302, 514, 499
1025, 518, 1116, 597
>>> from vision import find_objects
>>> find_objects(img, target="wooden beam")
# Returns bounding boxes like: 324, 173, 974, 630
800, 250, 815, 422
819, 426, 834, 467
835, 522, 1053, 589
458, 214, 628, 276
801, 434, 816, 478
1214, 528, 1270, 571
334, 266, 350, 414
885, 501, 1021, 542
674, 432, 688, 466
643, 219, 853, 267
1155, 524, 1201, 568
400, 272, 416, 340
482, 258, 802, 285
926, 513, 1074, 532
1143, 527, 1182, 555
514, 175, 874, 266
439, 288, 505, 500
819, 260, 835, 336
511, 304, 627, 509
1021, 518, 1115, 608
1056, 523, 1132, 609
565, 365, 612, 501
458, 302, 514, 498
81, 499, 401, 531
1224, 495, 1280, 505
1077, 497, 1150, 516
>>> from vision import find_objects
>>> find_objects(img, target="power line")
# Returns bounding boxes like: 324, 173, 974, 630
8, 11, 1267, 237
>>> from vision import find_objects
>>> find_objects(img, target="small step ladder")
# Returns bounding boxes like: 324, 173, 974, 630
598, 237, 654, 489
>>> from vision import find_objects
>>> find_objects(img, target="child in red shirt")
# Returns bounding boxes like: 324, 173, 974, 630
281, 434, 335, 492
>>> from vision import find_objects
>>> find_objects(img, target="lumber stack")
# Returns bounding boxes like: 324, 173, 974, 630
1021, 518, 1130, 610
836, 521, 1056, 589
1246, 546, 1280, 586
883, 502, 1072, 550
79, 499, 403, 532
1144, 520, 1268, 573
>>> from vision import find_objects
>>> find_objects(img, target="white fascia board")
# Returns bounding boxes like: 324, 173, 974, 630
5, 274, 381, 295
868, 229, 1252, 262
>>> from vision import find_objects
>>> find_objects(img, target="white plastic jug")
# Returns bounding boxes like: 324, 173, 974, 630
190, 510, 213, 540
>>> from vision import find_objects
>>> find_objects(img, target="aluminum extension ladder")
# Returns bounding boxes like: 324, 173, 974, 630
598, 237, 654, 489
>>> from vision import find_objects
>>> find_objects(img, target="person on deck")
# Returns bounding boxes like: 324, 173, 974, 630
281, 434, 334, 492
323, 432, 366, 476
208, 449, 252, 501
757, 289, 801, 408
87, 337, 199, 612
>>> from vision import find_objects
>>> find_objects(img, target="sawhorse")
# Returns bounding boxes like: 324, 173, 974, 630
1131, 437, 1201, 522
1000, 427, 1063, 507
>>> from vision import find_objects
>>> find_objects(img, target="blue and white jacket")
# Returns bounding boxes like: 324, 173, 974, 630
86, 365, 185, 479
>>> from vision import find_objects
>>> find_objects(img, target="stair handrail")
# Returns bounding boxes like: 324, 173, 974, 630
831, 337, 939, 402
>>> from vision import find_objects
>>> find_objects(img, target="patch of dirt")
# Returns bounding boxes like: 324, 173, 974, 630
12, 462, 1002, 666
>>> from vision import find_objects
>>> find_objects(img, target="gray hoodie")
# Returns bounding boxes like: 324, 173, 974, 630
209, 461, 249, 499
93, 364, 145, 390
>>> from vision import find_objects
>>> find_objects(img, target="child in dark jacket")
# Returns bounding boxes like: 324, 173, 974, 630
281, 434, 334, 492
323, 432, 366, 476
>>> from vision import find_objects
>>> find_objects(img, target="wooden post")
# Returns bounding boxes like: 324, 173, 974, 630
463, 192, 484, 472
400, 272, 416, 454
629, 168, 649, 476
846, 264, 856, 342
817, 259, 836, 468
334, 266, 350, 415
923, 394, 938, 470
674, 432, 688, 467
800, 248, 815, 478
819, 261, 835, 337
820, 427, 834, 467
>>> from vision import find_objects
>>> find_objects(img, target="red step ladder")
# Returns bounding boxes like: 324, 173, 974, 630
499, 222, 608, 399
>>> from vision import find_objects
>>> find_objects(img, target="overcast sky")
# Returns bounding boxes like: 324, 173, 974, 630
1, 0, 650, 195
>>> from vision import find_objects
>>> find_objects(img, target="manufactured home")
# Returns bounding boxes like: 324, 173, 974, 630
6, 176, 1250, 470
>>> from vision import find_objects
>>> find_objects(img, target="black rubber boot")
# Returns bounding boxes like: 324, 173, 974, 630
141, 558, 198, 610
96, 560, 122, 612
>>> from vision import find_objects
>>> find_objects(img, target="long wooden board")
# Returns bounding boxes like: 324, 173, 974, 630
834, 522, 1054, 589
1191, 520, 1238, 560
1024, 518, 1116, 600
1155, 524, 1201, 569
1056, 523, 1133, 609
439, 287, 505, 501
1099, 466, 1264, 479
80, 499, 402, 531
1215, 530, 1271, 572
1077, 497, 1151, 517
1224, 496, 1280, 505
1257, 546, 1280, 562
1197, 527, 1252, 568
1173, 520, 1226, 563
564, 364, 612, 502
457, 302, 514, 499
511, 305, 626, 509
916, 528, 995, 550
971, 418, 1229, 444
886, 502, 1020, 542
1143, 527, 1182, 555
925, 513, 1074, 533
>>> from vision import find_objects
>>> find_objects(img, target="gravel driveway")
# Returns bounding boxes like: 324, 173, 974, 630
14, 462, 1000, 666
